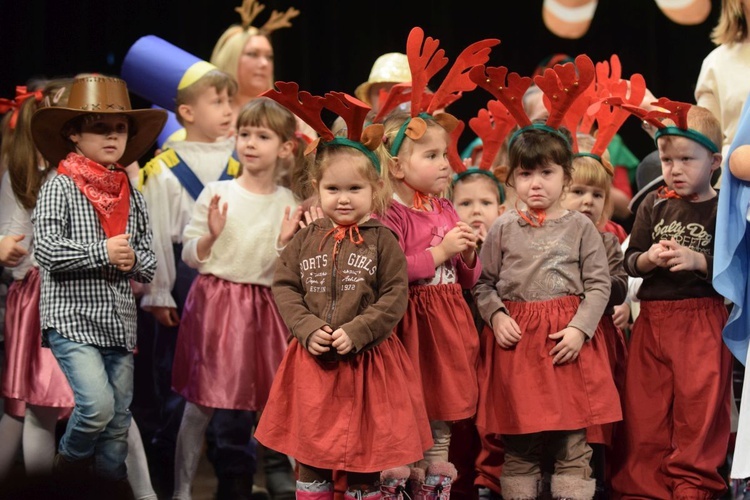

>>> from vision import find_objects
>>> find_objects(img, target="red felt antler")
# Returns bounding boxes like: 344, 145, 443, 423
404, 27, 499, 117
469, 65, 533, 128
427, 37, 500, 114
447, 120, 466, 173
645, 98, 691, 130
534, 54, 596, 129
323, 92, 371, 142
588, 66, 646, 157
467, 100, 516, 172
406, 27, 449, 118
261, 81, 332, 140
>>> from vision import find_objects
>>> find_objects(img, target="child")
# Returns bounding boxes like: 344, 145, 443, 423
170, 96, 301, 499
470, 57, 621, 500
125, 38, 268, 497
377, 28, 498, 497
561, 133, 629, 497
447, 100, 515, 500
610, 102, 733, 499
254, 83, 432, 500
29, 75, 163, 484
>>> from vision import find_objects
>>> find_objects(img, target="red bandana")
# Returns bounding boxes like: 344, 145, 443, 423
57, 153, 131, 238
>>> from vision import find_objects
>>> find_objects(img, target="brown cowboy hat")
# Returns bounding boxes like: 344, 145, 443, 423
31, 76, 167, 166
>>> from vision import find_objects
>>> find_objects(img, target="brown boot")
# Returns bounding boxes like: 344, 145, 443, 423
52, 453, 94, 477
549, 474, 596, 500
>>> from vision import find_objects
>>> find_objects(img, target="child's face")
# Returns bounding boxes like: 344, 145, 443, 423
235, 123, 291, 175
562, 182, 606, 226
184, 86, 233, 142
68, 114, 129, 166
452, 176, 503, 235
512, 162, 565, 212
238, 35, 274, 97
657, 135, 720, 201
394, 126, 451, 195
316, 152, 375, 226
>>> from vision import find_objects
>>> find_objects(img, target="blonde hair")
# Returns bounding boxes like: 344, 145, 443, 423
382, 111, 450, 189
309, 143, 392, 217
235, 96, 303, 187
661, 105, 723, 152
6, 78, 73, 209
175, 70, 238, 126
210, 28, 272, 88
571, 134, 614, 226
711, 0, 748, 45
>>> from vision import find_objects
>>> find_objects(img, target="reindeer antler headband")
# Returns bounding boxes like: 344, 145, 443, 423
449, 99, 516, 202
388, 27, 500, 157
570, 54, 647, 175
234, 0, 300, 34
469, 54, 596, 148
261, 81, 384, 171
604, 96, 718, 154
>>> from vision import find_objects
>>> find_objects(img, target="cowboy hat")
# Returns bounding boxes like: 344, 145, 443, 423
354, 52, 410, 106
31, 76, 167, 166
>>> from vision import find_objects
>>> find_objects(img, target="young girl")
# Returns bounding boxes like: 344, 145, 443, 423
472, 124, 622, 500
170, 96, 302, 499
254, 83, 432, 500
376, 28, 499, 498
561, 134, 629, 496
0, 80, 157, 499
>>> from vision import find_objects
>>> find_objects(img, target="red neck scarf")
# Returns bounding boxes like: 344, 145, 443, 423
515, 201, 547, 227
656, 185, 681, 200
402, 180, 441, 212
57, 153, 130, 238
319, 223, 365, 261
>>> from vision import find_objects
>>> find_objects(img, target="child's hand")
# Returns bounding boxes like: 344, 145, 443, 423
646, 242, 670, 268
208, 194, 228, 239
150, 306, 179, 327
331, 328, 354, 355
612, 302, 631, 331
0, 234, 28, 267
299, 205, 325, 229
491, 312, 522, 348
107, 234, 135, 272
659, 238, 706, 273
439, 222, 477, 259
278, 205, 304, 248
307, 325, 333, 356
548, 327, 585, 365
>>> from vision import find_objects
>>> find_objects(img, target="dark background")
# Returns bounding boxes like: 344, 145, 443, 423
0, 0, 721, 162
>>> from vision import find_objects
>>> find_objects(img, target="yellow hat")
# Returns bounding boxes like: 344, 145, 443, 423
354, 52, 410, 106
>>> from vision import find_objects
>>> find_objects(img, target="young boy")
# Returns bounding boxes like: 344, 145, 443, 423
29, 75, 164, 482
611, 104, 733, 499
123, 36, 265, 499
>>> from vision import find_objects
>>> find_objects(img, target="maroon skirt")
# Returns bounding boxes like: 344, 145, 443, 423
172, 275, 289, 410
476, 296, 622, 435
396, 283, 480, 421
2, 268, 74, 408
255, 335, 433, 473
586, 315, 628, 446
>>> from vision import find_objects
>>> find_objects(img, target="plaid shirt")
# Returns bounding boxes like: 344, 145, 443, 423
32, 174, 156, 351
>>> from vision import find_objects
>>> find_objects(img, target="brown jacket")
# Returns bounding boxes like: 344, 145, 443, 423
272, 217, 408, 359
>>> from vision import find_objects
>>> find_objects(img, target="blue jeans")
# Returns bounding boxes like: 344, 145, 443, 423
46, 329, 134, 481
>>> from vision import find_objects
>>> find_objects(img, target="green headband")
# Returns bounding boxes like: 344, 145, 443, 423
451, 167, 506, 204
574, 151, 602, 163
389, 112, 433, 157
654, 126, 719, 154
509, 123, 571, 148
325, 137, 381, 173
